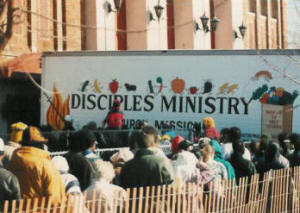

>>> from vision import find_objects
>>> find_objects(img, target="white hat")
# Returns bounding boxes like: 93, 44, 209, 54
52, 156, 69, 172
0, 138, 4, 154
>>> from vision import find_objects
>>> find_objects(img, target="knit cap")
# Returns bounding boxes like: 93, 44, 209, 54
10, 122, 28, 143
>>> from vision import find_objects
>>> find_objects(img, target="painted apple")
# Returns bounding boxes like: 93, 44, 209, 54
109, 79, 119, 94
189, 87, 198, 94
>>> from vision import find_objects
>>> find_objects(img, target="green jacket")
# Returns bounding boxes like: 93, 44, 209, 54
120, 149, 174, 188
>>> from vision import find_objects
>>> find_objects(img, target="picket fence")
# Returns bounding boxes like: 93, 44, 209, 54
2, 167, 300, 213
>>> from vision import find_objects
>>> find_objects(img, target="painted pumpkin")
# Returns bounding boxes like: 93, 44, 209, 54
171, 78, 185, 94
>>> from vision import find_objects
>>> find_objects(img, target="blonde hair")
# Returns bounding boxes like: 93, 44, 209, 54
94, 160, 115, 182
200, 144, 215, 163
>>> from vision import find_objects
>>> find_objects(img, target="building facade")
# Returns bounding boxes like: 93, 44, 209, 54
0, 0, 288, 61
83, 0, 288, 51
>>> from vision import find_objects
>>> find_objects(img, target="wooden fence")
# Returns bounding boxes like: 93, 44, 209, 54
2, 167, 300, 213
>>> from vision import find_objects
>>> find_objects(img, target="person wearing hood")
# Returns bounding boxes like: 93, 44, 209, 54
229, 142, 256, 184
0, 138, 21, 210
102, 98, 124, 129
9, 126, 65, 204
202, 117, 220, 140
199, 137, 236, 180
288, 133, 300, 167
172, 146, 213, 187
3, 122, 28, 168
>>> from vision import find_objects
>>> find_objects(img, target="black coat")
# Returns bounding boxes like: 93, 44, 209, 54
229, 154, 256, 183
64, 152, 97, 191
288, 151, 300, 167
0, 163, 21, 209
120, 149, 174, 189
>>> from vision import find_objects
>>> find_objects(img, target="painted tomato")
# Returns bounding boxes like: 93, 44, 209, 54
109, 79, 119, 94
189, 87, 198, 94
171, 77, 185, 94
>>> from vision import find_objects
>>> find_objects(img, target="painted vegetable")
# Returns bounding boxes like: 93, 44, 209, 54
260, 93, 269, 104
156, 77, 163, 93
253, 70, 273, 81
109, 79, 119, 94
171, 77, 185, 94
148, 80, 154, 93
227, 84, 238, 94
219, 83, 229, 94
94, 80, 102, 93
125, 83, 137, 91
203, 81, 213, 94
189, 87, 198, 94
81, 80, 90, 92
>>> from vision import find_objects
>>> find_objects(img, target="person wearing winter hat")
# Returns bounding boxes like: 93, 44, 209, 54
52, 156, 81, 195
102, 98, 124, 129
85, 160, 127, 213
202, 117, 220, 140
10, 126, 65, 204
110, 149, 134, 185
171, 135, 185, 153
3, 122, 28, 167
0, 138, 21, 210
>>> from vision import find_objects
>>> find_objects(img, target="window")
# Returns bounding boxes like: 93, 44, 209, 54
248, 0, 256, 13
271, 0, 278, 18
261, 0, 268, 16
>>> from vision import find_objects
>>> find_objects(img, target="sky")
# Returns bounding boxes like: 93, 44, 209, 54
287, 0, 300, 48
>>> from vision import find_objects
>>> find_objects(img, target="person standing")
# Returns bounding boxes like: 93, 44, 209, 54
102, 99, 124, 129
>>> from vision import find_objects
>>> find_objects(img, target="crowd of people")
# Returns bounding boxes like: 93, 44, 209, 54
0, 115, 300, 212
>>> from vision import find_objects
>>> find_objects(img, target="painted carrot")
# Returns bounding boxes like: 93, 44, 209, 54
254, 70, 273, 81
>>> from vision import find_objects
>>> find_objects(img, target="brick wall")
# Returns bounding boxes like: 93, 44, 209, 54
0, 0, 82, 61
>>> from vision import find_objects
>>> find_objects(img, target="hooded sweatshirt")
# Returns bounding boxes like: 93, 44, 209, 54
210, 139, 236, 180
